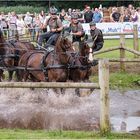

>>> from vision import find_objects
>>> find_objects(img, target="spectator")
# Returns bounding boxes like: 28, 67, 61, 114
76, 9, 84, 23
8, 11, 17, 37
84, 6, 93, 23
0, 12, 8, 36
32, 14, 42, 40
136, 7, 140, 22
128, 4, 134, 15
16, 14, 26, 36
122, 9, 131, 22
39, 10, 47, 33
59, 9, 67, 22
62, 15, 70, 28
24, 12, 33, 38
67, 8, 72, 17
130, 9, 138, 22
92, 8, 103, 23
111, 7, 121, 22
38, 7, 63, 48
99, 7, 103, 18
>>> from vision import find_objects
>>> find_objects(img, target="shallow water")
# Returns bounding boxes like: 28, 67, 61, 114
0, 88, 139, 132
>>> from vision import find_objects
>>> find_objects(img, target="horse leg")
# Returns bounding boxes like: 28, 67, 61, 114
75, 88, 80, 97
8, 70, 14, 81
0, 70, 4, 82
60, 88, 65, 95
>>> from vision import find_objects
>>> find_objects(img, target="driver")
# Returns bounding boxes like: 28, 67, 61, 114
66, 13, 85, 43
37, 7, 63, 48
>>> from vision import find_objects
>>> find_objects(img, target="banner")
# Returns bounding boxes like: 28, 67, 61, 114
82, 22, 140, 39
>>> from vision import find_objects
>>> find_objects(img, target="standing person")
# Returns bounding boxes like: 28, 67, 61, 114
122, 9, 131, 22
16, 14, 26, 36
24, 12, 33, 38
136, 7, 140, 22
38, 7, 63, 48
8, 11, 17, 37
32, 14, 42, 40
84, 6, 93, 23
111, 7, 121, 22
0, 12, 8, 37
59, 9, 67, 22
89, 21, 104, 52
39, 10, 47, 33
92, 8, 103, 23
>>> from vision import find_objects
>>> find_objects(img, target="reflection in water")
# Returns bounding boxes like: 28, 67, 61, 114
111, 116, 140, 132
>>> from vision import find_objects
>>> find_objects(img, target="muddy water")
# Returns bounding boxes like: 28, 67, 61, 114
0, 88, 140, 132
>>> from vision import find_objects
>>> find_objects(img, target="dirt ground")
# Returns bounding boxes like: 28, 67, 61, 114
92, 62, 140, 74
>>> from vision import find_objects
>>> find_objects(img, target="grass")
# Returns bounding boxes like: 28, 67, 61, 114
95, 38, 140, 58
0, 129, 139, 139
90, 72, 140, 90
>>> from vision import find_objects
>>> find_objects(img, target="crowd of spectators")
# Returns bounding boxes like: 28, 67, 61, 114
0, 4, 139, 40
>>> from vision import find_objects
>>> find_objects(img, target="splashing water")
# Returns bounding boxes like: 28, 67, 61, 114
0, 88, 140, 132
0, 88, 99, 130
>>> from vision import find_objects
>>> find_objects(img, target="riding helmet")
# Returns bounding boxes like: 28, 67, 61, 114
71, 13, 78, 19
49, 7, 58, 14
89, 21, 96, 26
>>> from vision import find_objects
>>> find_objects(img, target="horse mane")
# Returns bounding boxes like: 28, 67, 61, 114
55, 35, 73, 52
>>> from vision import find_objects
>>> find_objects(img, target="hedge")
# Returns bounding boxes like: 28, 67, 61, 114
0, 6, 47, 14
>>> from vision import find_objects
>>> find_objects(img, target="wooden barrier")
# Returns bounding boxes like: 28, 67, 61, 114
133, 25, 139, 58
99, 59, 110, 134
0, 59, 110, 134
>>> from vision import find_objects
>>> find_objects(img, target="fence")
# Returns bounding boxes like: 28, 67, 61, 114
0, 59, 110, 134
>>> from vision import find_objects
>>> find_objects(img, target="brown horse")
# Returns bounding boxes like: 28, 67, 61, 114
0, 29, 35, 81
18, 35, 74, 82
69, 41, 92, 82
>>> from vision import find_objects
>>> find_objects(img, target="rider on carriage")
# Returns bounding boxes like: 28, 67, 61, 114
64, 13, 85, 51
37, 7, 63, 49
89, 21, 104, 52
65, 13, 85, 51
69, 13, 85, 43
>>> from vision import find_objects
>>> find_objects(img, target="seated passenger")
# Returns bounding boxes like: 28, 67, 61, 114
38, 7, 63, 49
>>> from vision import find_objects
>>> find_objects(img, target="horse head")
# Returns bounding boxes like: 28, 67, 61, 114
55, 35, 74, 52
80, 41, 90, 57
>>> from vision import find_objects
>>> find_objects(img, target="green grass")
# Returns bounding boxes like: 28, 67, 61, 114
95, 38, 140, 58
0, 129, 139, 139
90, 72, 140, 90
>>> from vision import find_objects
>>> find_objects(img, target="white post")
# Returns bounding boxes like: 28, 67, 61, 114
99, 59, 110, 134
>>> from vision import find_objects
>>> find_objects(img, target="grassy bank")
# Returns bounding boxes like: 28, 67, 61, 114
0, 129, 139, 139
90, 72, 140, 90
95, 38, 140, 58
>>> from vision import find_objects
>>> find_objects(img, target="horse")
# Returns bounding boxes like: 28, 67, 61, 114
0, 29, 35, 81
17, 35, 74, 82
68, 41, 93, 96
69, 41, 92, 82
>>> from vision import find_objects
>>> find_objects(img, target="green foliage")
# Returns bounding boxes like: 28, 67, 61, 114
0, 6, 46, 14
0, 129, 139, 139
90, 72, 140, 90
95, 38, 139, 59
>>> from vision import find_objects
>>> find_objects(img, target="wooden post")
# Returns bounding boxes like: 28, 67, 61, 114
133, 25, 139, 58
99, 59, 110, 134
120, 34, 125, 72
